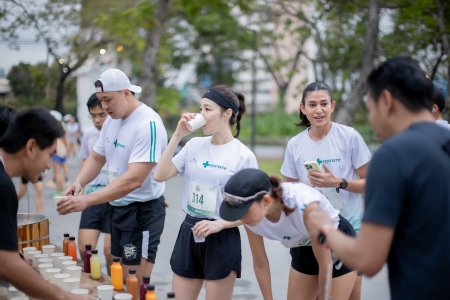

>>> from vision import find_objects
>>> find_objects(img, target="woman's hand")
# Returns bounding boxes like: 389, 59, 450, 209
192, 220, 225, 238
174, 113, 198, 138
308, 164, 340, 188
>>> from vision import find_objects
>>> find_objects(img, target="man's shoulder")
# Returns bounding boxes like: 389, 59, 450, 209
83, 126, 99, 137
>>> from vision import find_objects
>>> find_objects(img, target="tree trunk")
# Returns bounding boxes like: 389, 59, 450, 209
435, 0, 450, 118
334, 0, 380, 125
140, 0, 170, 108
54, 77, 65, 113
277, 86, 287, 111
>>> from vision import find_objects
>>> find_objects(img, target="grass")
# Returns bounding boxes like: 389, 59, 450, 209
258, 159, 283, 177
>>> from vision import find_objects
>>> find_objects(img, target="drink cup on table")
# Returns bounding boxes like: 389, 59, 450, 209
42, 245, 55, 254
63, 278, 80, 292
57, 256, 73, 269
38, 263, 54, 277
186, 114, 206, 131
62, 261, 77, 273
33, 254, 48, 268
22, 247, 36, 260
66, 266, 82, 279
51, 253, 65, 266
97, 285, 114, 300
8, 286, 25, 299
44, 268, 61, 281
38, 258, 53, 265
71, 289, 89, 295
114, 294, 132, 300
54, 274, 71, 289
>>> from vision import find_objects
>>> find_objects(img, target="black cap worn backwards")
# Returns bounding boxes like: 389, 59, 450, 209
219, 168, 271, 222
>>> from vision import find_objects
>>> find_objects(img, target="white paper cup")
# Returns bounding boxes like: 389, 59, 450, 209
8, 286, 25, 299
61, 261, 77, 273
191, 228, 205, 243
57, 256, 73, 269
63, 278, 80, 292
38, 263, 54, 277
186, 114, 206, 131
97, 285, 114, 300
38, 258, 53, 265
28, 251, 41, 267
22, 247, 36, 259
66, 266, 82, 279
44, 268, 61, 281
114, 293, 132, 300
33, 254, 48, 268
53, 196, 67, 206
51, 253, 65, 266
71, 289, 89, 295
54, 274, 71, 289
10, 297, 29, 300
41, 245, 55, 254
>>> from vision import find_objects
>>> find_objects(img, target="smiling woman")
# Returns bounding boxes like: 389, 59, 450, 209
280, 81, 373, 300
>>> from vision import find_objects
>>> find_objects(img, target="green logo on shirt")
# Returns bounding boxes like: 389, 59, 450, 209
317, 158, 341, 165
283, 236, 291, 240
202, 161, 227, 170
113, 139, 125, 149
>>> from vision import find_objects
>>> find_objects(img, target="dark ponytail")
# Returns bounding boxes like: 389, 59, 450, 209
269, 175, 296, 216
211, 85, 246, 138
295, 81, 334, 128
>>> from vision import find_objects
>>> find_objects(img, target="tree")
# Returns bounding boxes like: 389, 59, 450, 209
0, 0, 108, 113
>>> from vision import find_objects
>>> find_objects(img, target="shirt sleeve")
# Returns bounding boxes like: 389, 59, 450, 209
350, 129, 372, 170
79, 130, 90, 159
280, 140, 300, 179
0, 184, 18, 251
129, 121, 165, 164
362, 145, 405, 229
242, 152, 259, 169
172, 140, 191, 174
93, 124, 106, 157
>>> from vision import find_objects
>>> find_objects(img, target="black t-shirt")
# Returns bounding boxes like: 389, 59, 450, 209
0, 162, 19, 252
363, 122, 450, 299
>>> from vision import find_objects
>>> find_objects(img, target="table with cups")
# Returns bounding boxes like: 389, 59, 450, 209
1, 245, 126, 300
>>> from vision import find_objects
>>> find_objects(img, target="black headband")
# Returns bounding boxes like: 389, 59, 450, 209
202, 88, 238, 116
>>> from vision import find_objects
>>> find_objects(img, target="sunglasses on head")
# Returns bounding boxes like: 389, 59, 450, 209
221, 190, 270, 207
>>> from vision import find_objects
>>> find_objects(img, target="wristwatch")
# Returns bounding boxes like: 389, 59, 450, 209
318, 224, 335, 244
336, 178, 348, 193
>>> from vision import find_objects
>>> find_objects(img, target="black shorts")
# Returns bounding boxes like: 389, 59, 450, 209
290, 215, 357, 278
110, 196, 166, 265
79, 186, 111, 233
170, 214, 241, 280
21, 176, 42, 184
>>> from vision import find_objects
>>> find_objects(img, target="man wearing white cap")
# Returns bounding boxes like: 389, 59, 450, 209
57, 69, 168, 285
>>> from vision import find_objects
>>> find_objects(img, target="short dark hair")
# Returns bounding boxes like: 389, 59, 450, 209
296, 81, 334, 127
87, 93, 102, 111
0, 108, 65, 154
431, 88, 446, 113
367, 56, 434, 112
0, 105, 16, 137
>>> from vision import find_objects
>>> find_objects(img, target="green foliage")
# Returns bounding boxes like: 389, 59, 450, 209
156, 87, 182, 117
239, 110, 302, 138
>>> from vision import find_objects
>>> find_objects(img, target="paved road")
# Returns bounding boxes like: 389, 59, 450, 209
15, 156, 390, 299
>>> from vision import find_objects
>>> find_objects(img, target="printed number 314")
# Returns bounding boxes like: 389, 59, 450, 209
192, 193, 204, 205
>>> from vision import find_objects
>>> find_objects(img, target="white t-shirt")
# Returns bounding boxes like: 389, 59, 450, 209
66, 122, 80, 142
436, 120, 450, 130
280, 123, 372, 231
246, 182, 340, 247
172, 137, 258, 219
79, 126, 108, 186
93, 104, 167, 206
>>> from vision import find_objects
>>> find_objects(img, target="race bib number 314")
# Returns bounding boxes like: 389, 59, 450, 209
188, 181, 217, 217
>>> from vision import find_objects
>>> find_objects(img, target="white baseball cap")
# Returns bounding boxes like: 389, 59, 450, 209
95, 68, 142, 94
50, 110, 62, 122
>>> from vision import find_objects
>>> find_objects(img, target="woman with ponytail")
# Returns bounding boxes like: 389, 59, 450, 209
220, 168, 358, 300
154, 85, 257, 300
